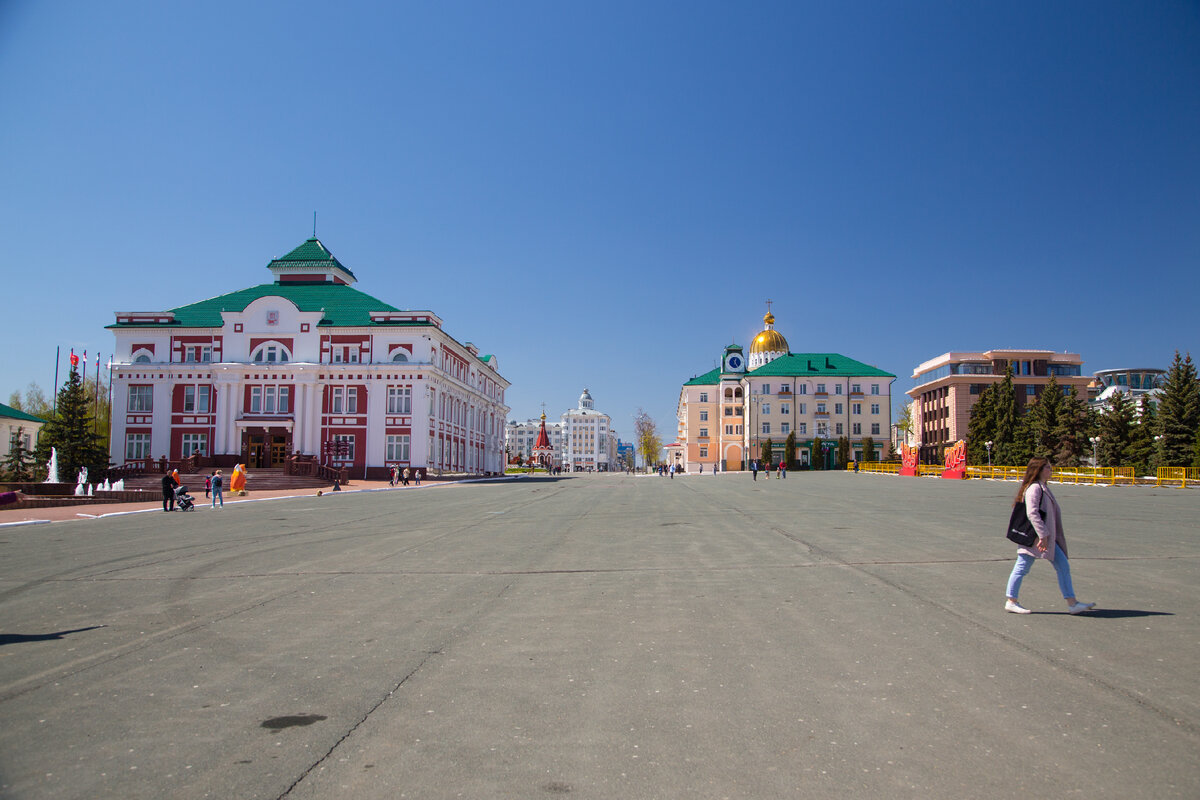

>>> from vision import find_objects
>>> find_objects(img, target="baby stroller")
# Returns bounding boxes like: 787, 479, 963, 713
175, 485, 195, 511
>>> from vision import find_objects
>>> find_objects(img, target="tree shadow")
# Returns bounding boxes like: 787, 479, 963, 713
0, 625, 105, 646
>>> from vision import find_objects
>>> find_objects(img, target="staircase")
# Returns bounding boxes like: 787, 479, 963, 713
120, 468, 336, 493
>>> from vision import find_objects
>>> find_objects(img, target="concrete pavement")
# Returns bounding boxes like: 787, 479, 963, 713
0, 472, 1197, 799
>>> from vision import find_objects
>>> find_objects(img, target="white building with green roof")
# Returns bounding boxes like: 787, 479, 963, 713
676, 307, 896, 472
1, 402, 46, 464
107, 237, 510, 478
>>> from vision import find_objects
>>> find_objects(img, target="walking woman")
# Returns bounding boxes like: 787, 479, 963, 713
1005, 457, 1096, 615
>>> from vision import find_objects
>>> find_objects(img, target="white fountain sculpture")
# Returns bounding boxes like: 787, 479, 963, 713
113, 479, 125, 491
74, 466, 89, 496
45, 447, 59, 483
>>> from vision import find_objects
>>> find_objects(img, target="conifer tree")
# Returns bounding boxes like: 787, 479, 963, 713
33, 367, 108, 484
836, 436, 850, 470
3, 426, 36, 481
761, 438, 774, 467
1156, 351, 1200, 466
811, 436, 824, 470
1125, 396, 1159, 477
1027, 376, 1063, 459
784, 430, 797, 469
1051, 386, 1089, 467
1011, 409, 1035, 466
1096, 390, 1134, 467
861, 436, 876, 463
992, 365, 1020, 465
966, 383, 997, 465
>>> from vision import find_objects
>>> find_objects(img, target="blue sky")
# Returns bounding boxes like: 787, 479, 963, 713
2, 1, 1198, 443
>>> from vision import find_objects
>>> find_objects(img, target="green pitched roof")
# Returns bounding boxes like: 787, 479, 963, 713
108, 283, 407, 328
748, 353, 895, 378
683, 368, 722, 386
270, 237, 356, 280
0, 402, 47, 424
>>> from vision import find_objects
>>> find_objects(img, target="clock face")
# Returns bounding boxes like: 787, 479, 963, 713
727, 354, 743, 371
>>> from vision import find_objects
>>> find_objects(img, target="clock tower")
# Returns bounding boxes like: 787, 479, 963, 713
722, 343, 746, 375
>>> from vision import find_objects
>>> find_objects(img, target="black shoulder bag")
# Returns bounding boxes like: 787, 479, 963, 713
1006, 491, 1045, 547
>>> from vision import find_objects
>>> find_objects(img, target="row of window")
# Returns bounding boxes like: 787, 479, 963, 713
702, 402, 882, 419
701, 420, 882, 438
127, 384, 414, 416
135, 344, 415, 365
125, 432, 412, 462
698, 383, 883, 403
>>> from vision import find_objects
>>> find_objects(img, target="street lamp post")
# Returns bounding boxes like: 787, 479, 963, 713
985, 440, 993, 468
1090, 435, 1100, 467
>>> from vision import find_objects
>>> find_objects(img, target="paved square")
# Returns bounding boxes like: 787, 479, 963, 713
1, 473, 1197, 798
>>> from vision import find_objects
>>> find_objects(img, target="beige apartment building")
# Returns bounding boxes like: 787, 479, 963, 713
908, 350, 1091, 463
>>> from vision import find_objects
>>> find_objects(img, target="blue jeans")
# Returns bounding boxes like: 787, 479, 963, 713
212, 487, 223, 508
1006, 545, 1075, 600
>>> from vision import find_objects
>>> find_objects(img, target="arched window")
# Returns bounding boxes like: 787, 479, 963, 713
392, 350, 409, 363
251, 343, 291, 363
134, 353, 151, 363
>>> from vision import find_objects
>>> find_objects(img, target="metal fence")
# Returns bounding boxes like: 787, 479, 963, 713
855, 462, 1155, 486
1156, 467, 1200, 488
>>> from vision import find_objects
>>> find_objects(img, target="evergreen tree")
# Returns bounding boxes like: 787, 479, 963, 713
811, 436, 824, 470
1011, 409, 1035, 466
966, 383, 997, 465
1096, 390, 1135, 467
1051, 386, 1090, 467
33, 367, 108, 484
992, 365, 1020, 465
836, 436, 850, 470
761, 438, 774, 467
1125, 396, 1159, 477
784, 430, 797, 469
861, 436, 876, 463
1156, 351, 1200, 466
3, 426, 36, 481
1027, 376, 1063, 458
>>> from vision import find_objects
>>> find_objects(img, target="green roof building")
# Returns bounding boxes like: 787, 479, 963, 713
675, 306, 896, 472
107, 237, 510, 479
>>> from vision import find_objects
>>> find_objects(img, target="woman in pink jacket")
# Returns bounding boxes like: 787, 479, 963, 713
1005, 457, 1096, 615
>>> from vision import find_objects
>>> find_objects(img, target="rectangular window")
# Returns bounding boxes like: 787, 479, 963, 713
264, 386, 278, 414
725, 407, 734, 416
181, 433, 208, 456
762, 422, 770, 435
699, 447, 708, 458
699, 428, 708, 438
762, 384, 770, 395
817, 403, 826, 414
780, 384, 790, 393
278, 387, 289, 414
386, 434, 410, 462
835, 403, 843, 415
852, 423, 862, 435
816, 384, 826, 394
851, 384, 862, 394
128, 385, 153, 412
852, 403, 862, 415
184, 385, 196, 412
725, 425, 734, 435
250, 386, 262, 414
798, 423, 807, 435
388, 386, 412, 414
871, 403, 880, 415
871, 384, 880, 394
798, 385, 808, 395
817, 422, 828, 437
871, 423, 881, 435
780, 404, 789, 415
799, 403, 806, 414
761, 403, 770, 415
835, 385, 843, 395
835, 423, 844, 435
699, 392, 708, 403
125, 433, 151, 460
1025, 385, 1036, 396
699, 410, 708, 421
333, 434, 355, 461
781, 422, 790, 434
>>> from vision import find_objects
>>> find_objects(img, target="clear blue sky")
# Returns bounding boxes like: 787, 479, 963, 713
3, 1, 1198, 443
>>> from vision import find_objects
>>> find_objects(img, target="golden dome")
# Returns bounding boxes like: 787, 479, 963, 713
764, 312, 775, 326
750, 329, 789, 354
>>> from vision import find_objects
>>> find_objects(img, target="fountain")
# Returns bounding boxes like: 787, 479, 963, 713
74, 467, 89, 497
113, 479, 124, 491
45, 447, 59, 483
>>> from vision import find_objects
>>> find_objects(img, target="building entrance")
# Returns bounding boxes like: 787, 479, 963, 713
246, 433, 289, 468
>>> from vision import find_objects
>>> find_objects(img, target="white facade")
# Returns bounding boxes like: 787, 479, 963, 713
559, 389, 616, 471
506, 418, 563, 463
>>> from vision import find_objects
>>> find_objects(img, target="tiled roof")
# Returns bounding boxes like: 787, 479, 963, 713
107, 283, 406, 328
683, 368, 722, 386
749, 353, 895, 378
0, 402, 47, 423
270, 237, 357, 280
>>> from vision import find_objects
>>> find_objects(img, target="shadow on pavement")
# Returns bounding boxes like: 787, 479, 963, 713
1050, 609, 1174, 619
0, 625, 106, 646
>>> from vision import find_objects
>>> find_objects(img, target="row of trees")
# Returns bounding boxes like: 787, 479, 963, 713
965, 352, 1200, 473
4, 369, 111, 483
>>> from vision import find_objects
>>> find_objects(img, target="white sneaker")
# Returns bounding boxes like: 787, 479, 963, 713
1005, 600, 1032, 614
1068, 601, 1096, 615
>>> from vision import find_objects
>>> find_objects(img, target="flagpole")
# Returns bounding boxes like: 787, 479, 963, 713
94, 352, 101, 434
107, 358, 114, 455
53, 347, 61, 414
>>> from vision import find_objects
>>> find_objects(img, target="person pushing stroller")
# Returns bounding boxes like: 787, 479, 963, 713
175, 484, 196, 511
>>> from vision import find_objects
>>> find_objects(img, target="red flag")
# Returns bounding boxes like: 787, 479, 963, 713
70, 349, 79, 367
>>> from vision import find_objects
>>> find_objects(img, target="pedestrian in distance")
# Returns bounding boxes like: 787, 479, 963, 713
402, 467, 411, 486
205, 471, 213, 498
210, 469, 224, 509
161, 471, 178, 512
669, 464, 675, 479
751, 461, 758, 481
1004, 457, 1096, 615
780, 462, 786, 479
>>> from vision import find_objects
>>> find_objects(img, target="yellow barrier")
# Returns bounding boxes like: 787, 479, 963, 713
1157, 467, 1200, 488
857, 462, 1152, 486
